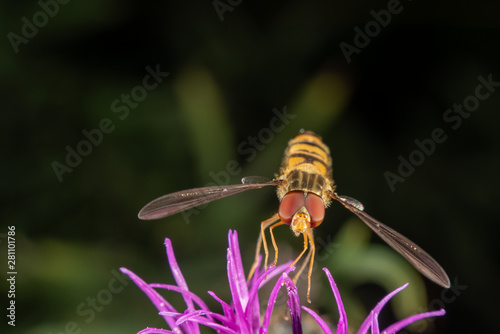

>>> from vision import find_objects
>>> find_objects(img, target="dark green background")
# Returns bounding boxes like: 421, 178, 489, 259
2, 0, 499, 333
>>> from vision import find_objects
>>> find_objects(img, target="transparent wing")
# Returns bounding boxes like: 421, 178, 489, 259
330, 192, 450, 288
138, 177, 277, 220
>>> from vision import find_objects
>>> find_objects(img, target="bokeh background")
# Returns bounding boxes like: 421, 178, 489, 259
2, 0, 499, 333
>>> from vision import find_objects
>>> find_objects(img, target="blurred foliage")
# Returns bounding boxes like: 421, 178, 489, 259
1, 0, 499, 333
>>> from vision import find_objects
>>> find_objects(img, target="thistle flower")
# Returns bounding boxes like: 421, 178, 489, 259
120, 230, 296, 333
303, 268, 446, 334
120, 230, 445, 333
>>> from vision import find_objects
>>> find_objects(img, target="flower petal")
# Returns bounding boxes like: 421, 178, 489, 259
173, 310, 240, 334
302, 306, 334, 334
174, 309, 223, 327
357, 283, 409, 334
164, 238, 200, 334
322, 268, 348, 334
164, 239, 193, 307
381, 309, 446, 334
226, 230, 251, 333
229, 230, 249, 304
283, 274, 303, 334
137, 327, 176, 333
260, 268, 295, 334
120, 267, 179, 331
150, 283, 212, 315
257, 260, 293, 290
245, 255, 262, 333
246, 259, 292, 333
207, 290, 236, 326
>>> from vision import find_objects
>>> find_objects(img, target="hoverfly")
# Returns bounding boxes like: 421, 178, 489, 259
138, 130, 450, 302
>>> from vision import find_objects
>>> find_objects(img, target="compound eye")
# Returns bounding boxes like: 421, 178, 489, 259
278, 191, 305, 224
305, 193, 325, 227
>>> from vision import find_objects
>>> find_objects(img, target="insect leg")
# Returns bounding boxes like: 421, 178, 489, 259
269, 220, 286, 267
290, 231, 309, 271
291, 228, 315, 302
247, 213, 280, 282
306, 228, 315, 303
293, 245, 312, 286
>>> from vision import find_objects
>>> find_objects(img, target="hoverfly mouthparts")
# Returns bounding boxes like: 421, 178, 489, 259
290, 208, 310, 236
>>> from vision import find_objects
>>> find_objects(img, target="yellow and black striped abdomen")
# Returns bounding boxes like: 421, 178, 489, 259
276, 131, 335, 206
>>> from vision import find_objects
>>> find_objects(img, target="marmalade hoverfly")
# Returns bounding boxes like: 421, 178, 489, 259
138, 130, 450, 302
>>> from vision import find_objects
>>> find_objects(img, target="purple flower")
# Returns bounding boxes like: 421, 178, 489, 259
303, 268, 446, 334
120, 230, 299, 333
121, 230, 445, 334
